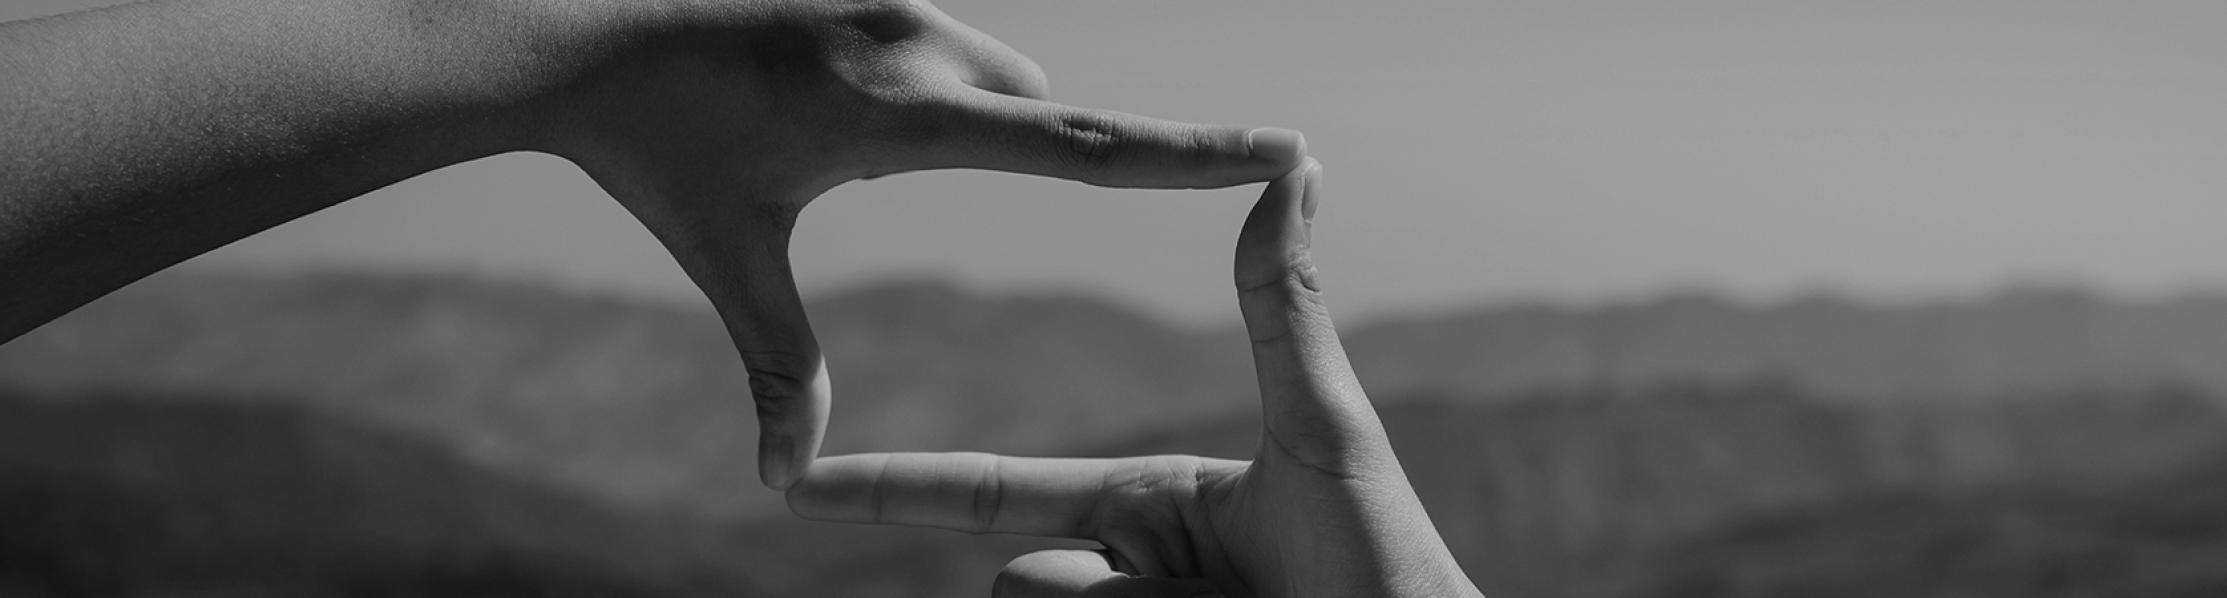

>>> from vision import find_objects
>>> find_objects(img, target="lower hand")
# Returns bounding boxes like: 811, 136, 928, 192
784, 162, 1484, 597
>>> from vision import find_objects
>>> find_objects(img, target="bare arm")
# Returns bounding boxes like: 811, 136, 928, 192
0, 0, 1307, 488
0, 0, 577, 337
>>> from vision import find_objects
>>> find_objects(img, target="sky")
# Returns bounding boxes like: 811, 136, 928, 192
10, 1, 2227, 324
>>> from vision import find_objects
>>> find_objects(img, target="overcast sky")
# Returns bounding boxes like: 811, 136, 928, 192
11, 1, 2227, 324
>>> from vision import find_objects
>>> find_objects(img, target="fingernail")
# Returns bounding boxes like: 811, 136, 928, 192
1247, 127, 1307, 164
1300, 159, 1322, 222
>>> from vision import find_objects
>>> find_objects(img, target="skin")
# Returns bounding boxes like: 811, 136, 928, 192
3, 2, 1477, 593
788, 163, 1487, 598
0, 0, 1307, 489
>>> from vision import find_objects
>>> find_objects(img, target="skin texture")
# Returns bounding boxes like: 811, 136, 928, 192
788, 163, 1487, 598
0, 0, 1307, 489
3, 2, 1477, 593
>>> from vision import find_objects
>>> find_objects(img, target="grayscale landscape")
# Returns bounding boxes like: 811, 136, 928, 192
5, 270, 2226, 597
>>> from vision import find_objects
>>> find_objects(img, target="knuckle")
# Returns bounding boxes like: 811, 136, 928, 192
1237, 253, 1321, 295
1287, 255, 1323, 294
1181, 125, 1235, 165
740, 350, 817, 410
1015, 59, 1052, 97
1241, 258, 1330, 345
970, 455, 1006, 532
1264, 415, 1371, 482
1081, 459, 1200, 538
836, 0, 928, 45
1051, 111, 1126, 174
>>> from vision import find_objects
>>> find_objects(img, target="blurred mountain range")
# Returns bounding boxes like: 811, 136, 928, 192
5, 270, 2227, 596
1348, 287, 2227, 402
0, 392, 762, 597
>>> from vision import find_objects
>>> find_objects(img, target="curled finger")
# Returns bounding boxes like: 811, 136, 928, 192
995, 550, 1221, 598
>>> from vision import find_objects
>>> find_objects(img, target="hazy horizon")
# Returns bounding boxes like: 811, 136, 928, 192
10, 0, 2227, 325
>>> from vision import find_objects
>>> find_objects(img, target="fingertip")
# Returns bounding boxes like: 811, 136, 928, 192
1246, 127, 1309, 167
1300, 158, 1322, 222
760, 438, 804, 490
999, 549, 1221, 597
1267, 159, 1314, 207
1264, 159, 1317, 234
1233, 163, 1312, 292
754, 400, 805, 490
782, 456, 855, 520
758, 365, 832, 491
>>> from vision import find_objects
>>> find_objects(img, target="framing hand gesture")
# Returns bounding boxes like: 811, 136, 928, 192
787, 162, 1483, 598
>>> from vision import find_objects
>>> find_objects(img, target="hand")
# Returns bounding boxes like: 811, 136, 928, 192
785, 162, 1484, 597
543, 0, 1309, 489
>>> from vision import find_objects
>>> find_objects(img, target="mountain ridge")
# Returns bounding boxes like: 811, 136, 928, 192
10, 269, 2227, 522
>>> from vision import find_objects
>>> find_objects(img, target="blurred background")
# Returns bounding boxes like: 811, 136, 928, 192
8, 1, 2227, 596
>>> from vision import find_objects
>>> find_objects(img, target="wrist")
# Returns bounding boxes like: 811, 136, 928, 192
461, 0, 769, 162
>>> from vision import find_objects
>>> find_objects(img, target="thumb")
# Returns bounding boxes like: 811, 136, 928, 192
994, 550, 1222, 598
1232, 160, 1394, 474
665, 215, 829, 491
583, 158, 831, 492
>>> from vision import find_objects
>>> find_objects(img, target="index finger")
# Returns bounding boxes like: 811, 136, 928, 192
786, 452, 1242, 538
905, 87, 1308, 190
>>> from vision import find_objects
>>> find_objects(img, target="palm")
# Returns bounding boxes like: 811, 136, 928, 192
1025, 415, 1387, 588
1202, 447, 1423, 597
788, 164, 1478, 597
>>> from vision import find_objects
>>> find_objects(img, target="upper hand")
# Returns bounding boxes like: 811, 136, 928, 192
784, 162, 1484, 597
538, 0, 1309, 489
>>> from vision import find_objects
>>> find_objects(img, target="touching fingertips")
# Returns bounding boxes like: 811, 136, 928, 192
1245, 127, 1307, 165
759, 434, 802, 490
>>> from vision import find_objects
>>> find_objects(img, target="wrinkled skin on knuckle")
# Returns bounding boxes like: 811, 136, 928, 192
709, 2, 944, 175
740, 350, 817, 415
1050, 111, 1127, 176
1081, 458, 1227, 579
1263, 409, 1368, 481
1239, 259, 1328, 344
967, 453, 1006, 532
1286, 254, 1322, 294
1244, 256, 1320, 298
832, 0, 928, 45
814, 0, 948, 101
1087, 459, 1204, 539
1177, 125, 1239, 170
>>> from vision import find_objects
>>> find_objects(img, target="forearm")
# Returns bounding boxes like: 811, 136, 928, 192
0, 0, 610, 340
